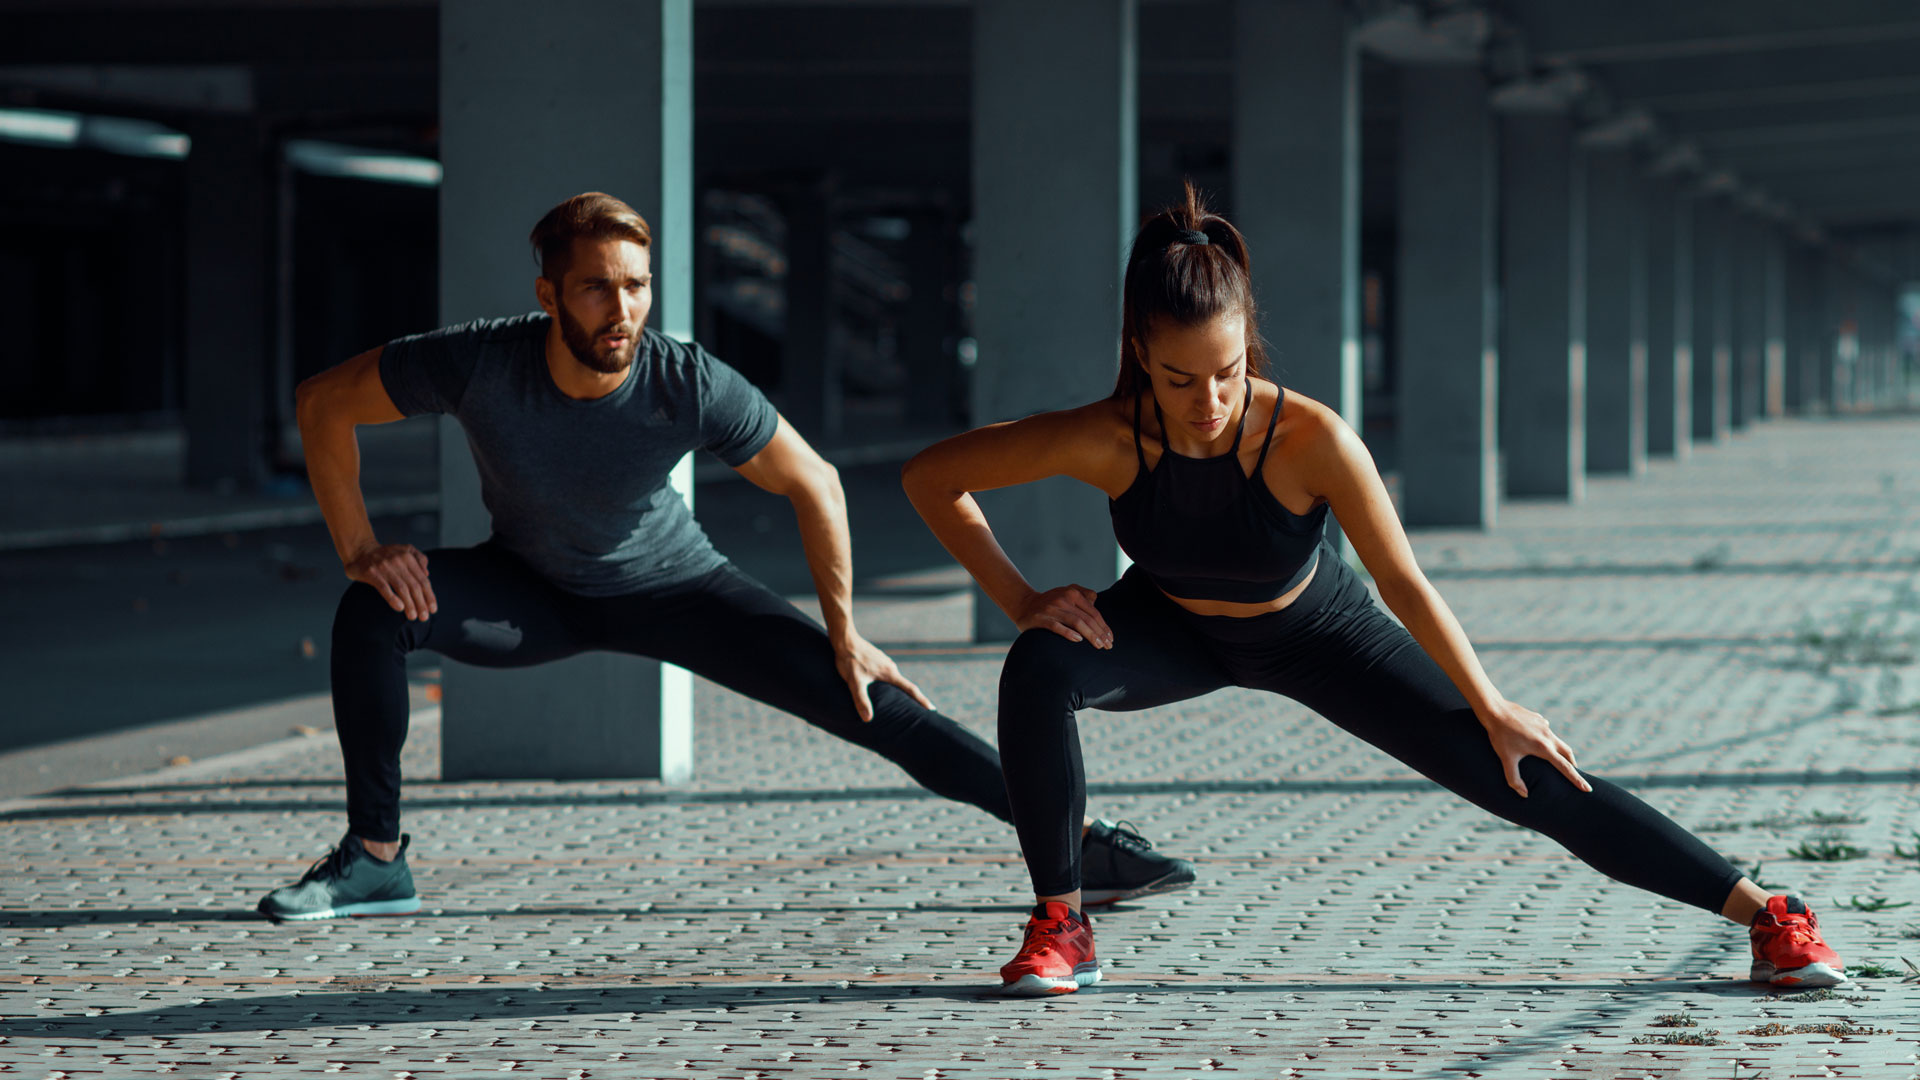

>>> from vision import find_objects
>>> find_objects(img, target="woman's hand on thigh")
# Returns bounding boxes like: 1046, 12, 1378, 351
1476, 699, 1591, 798
1016, 585, 1114, 649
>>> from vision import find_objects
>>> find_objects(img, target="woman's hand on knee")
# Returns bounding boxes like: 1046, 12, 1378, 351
347, 543, 437, 622
1477, 699, 1590, 798
1016, 585, 1113, 649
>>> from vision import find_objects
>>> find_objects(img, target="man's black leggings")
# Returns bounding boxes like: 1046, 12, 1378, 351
332, 542, 1012, 841
998, 545, 1745, 914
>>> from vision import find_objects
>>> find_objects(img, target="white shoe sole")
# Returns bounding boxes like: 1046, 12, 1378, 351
1082, 874, 1195, 906
1000, 964, 1102, 996
1752, 960, 1848, 988
266, 896, 422, 922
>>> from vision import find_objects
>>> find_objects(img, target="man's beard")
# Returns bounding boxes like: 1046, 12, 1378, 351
556, 302, 640, 375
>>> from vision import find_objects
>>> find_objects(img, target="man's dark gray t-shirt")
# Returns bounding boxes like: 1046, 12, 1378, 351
379, 313, 778, 597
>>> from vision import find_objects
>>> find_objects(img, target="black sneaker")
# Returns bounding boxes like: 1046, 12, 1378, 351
258, 834, 422, 922
1080, 819, 1196, 905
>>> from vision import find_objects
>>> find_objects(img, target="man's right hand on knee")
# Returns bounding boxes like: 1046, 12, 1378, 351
347, 543, 438, 621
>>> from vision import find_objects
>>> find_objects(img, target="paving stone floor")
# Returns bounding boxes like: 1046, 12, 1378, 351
5, 415, 1920, 1078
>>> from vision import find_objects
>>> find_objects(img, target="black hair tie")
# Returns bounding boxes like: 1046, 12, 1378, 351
1176, 228, 1210, 246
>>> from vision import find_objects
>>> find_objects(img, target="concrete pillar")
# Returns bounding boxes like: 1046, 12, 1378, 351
780, 183, 840, 437
971, 0, 1134, 641
1230, 0, 1359, 431
1870, 283, 1894, 408
1644, 177, 1690, 459
1820, 254, 1845, 411
1497, 111, 1583, 498
904, 207, 959, 426
1689, 198, 1731, 442
437, 0, 694, 782
1783, 244, 1816, 414
184, 116, 270, 490
1396, 65, 1498, 528
1582, 145, 1647, 475
1730, 215, 1765, 428
1763, 228, 1787, 418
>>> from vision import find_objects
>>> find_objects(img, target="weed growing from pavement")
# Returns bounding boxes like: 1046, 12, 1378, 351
1849, 961, 1901, 977
1738, 1021, 1881, 1038
1692, 542, 1733, 570
1891, 831, 1920, 859
1792, 609, 1916, 671
1698, 810, 1866, 833
1730, 860, 1787, 891
1788, 835, 1869, 861
1632, 1029, 1722, 1045
1832, 895, 1913, 912
1786, 580, 1920, 714
1769, 987, 1875, 1003
1652, 1013, 1699, 1027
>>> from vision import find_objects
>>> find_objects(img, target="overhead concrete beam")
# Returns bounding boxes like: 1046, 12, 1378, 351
1513, 1, 1920, 64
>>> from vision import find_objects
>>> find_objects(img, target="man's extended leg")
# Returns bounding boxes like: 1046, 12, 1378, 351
606, 561, 1014, 819
600, 562, 1200, 904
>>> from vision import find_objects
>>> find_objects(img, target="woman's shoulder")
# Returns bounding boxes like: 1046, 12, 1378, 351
1036, 395, 1139, 443
1258, 381, 1356, 465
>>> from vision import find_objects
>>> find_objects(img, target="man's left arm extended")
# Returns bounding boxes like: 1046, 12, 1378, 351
731, 416, 934, 721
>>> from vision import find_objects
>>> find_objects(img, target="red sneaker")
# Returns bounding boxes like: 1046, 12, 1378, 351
1749, 895, 1848, 987
999, 901, 1101, 996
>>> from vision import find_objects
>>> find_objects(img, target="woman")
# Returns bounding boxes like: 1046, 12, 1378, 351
902, 185, 1847, 996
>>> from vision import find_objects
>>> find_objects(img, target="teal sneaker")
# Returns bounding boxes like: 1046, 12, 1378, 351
258, 834, 422, 921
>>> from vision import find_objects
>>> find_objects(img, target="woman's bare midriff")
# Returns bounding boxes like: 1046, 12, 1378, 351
1159, 559, 1319, 618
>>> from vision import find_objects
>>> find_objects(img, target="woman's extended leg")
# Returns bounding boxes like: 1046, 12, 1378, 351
1253, 581, 1747, 914
1239, 564, 1845, 985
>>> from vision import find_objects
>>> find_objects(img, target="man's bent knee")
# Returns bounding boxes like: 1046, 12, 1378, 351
334, 581, 412, 646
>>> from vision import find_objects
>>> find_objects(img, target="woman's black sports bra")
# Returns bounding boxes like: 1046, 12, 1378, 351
1108, 380, 1329, 603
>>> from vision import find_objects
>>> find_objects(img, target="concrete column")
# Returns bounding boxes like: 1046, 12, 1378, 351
184, 116, 270, 490
1496, 111, 1583, 498
971, 0, 1134, 640
1867, 282, 1884, 408
1582, 145, 1647, 475
1231, 0, 1359, 430
904, 207, 958, 426
1396, 66, 1498, 528
1644, 177, 1689, 459
437, 0, 694, 782
1689, 199, 1726, 441
1763, 228, 1787, 418
1870, 283, 1895, 408
1730, 215, 1765, 428
780, 183, 840, 437
1783, 244, 1816, 414
1819, 254, 1844, 411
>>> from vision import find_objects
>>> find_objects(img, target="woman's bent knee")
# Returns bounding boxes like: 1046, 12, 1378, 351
999, 628, 1086, 699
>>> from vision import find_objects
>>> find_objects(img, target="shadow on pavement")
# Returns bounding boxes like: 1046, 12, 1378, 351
12, 769, 1920, 822
1, 901, 1046, 928
0, 978, 1781, 1041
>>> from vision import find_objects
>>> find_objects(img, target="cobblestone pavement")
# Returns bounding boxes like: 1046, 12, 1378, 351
6, 415, 1920, 1079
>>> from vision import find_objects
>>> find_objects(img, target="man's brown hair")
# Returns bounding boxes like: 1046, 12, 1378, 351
529, 192, 652, 282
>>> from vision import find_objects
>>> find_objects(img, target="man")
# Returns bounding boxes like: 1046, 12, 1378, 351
260, 192, 1195, 920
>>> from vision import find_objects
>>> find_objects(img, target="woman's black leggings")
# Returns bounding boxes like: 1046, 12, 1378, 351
332, 542, 1012, 841
998, 546, 1745, 914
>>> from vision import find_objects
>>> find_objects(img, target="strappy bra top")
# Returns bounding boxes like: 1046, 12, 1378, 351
1107, 381, 1329, 603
